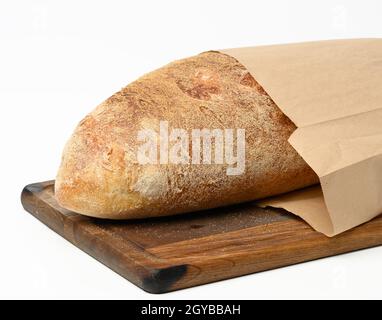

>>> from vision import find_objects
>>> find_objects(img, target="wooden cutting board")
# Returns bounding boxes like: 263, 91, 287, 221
21, 181, 382, 294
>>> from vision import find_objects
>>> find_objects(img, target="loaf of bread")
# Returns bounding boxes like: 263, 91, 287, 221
55, 52, 318, 219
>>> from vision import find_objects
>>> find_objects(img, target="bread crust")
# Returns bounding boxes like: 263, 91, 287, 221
55, 52, 319, 219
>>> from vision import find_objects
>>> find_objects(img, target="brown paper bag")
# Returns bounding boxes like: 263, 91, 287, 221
221, 39, 382, 236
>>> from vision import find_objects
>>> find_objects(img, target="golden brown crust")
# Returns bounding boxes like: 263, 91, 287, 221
55, 52, 319, 219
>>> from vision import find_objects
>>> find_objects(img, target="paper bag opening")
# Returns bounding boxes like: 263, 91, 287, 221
221, 39, 382, 236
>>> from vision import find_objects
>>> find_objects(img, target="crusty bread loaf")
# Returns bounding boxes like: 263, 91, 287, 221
55, 51, 319, 219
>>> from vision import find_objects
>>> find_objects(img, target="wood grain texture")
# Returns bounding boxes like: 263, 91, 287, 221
21, 181, 382, 294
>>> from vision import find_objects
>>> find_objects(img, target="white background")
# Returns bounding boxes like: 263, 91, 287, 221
1, 0, 382, 299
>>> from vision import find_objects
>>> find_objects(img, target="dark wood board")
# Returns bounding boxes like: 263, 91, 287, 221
21, 181, 382, 294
